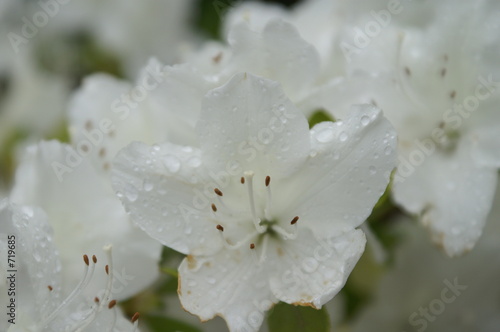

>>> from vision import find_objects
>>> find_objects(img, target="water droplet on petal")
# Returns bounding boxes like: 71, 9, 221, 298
143, 180, 154, 192
184, 226, 192, 235
339, 132, 348, 142
152, 144, 160, 152
361, 115, 370, 126
162, 155, 181, 173
316, 127, 335, 143
187, 156, 201, 168
369, 166, 377, 175
206, 277, 216, 285
33, 252, 41, 262
124, 184, 139, 202
384, 146, 392, 155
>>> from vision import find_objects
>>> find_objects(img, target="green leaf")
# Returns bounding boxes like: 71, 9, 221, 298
144, 315, 202, 332
267, 302, 330, 332
308, 109, 336, 128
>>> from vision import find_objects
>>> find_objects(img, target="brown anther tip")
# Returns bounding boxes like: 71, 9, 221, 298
265, 176, 271, 187
240, 177, 245, 184
441, 68, 447, 77
450, 90, 456, 99
404, 67, 411, 76
291, 216, 299, 225
105, 265, 109, 275
48, 285, 53, 291
214, 188, 223, 196
216, 224, 224, 232
211, 204, 217, 212
108, 300, 117, 309
94, 297, 100, 303
250, 243, 255, 249
92, 255, 97, 264
131, 312, 140, 323
83, 254, 90, 266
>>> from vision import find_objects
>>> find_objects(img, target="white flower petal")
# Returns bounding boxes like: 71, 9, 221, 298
178, 250, 277, 332
11, 141, 161, 299
393, 139, 498, 256
269, 228, 366, 309
0, 200, 61, 327
112, 141, 223, 256
197, 73, 310, 178
228, 20, 320, 100
275, 105, 396, 234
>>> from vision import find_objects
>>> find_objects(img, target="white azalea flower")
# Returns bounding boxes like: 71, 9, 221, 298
0, 199, 140, 332
111, 73, 397, 331
352, 183, 500, 332
10, 140, 162, 300
304, 0, 500, 256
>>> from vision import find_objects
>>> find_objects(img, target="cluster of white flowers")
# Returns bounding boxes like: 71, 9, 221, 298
1, 0, 499, 331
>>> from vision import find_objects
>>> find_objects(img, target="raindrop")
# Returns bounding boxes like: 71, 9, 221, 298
124, 184, 139, 202
33, 252, 41, 262
162, 155, 181, 173
361, 115, 370, 126
143, 180, 154, 192
316, 127, 335, 143
369, 166, 377, 175
384, 146, 392, 155
206, 277, 216, 285
339, 132, 348, 142
152, 144, 160, 152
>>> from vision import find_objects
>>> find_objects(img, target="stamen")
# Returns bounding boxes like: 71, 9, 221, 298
92, 255, 97, 264
108, 300, 117, 309
214, 188, 223, 196
291, 216, 299, 225
132, 312, 140, 332
250, 243, 255, 249
105, 265, 109, 275
211, 204, 217, 212
240, 177, 245, 184
216, 224, 224, 232
244, 171, 265, 233
94, 297, 100, 303
264, 176, 272, 220
48, 285, 53, 291
40, 254, 96, 327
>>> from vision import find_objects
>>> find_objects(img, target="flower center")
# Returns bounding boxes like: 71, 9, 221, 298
210, 171, 299, 263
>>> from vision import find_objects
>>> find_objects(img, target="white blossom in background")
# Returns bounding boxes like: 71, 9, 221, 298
111, 73, 397, 331
351, 183, 500, 332
0, 199, 141, 331
38, 0, 196, 77
10, 141, 162, 300
282, 0, 500, 256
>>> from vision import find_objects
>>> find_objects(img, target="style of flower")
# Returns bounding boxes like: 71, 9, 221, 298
0, 199, 140, 332
111, 73, 396, 331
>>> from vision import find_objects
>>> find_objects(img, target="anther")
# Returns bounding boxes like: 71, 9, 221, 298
265, 176, 271, 187
216, 224, 224, 232
291, 216, 299, 225
131, 312, 140, 323
94, 297, 100, 303
250, 243, 255, 249
48, 285, 53, 291
211, 204, 217, 212
241, 177, 245, 184
83, 254, 90, 266
92, 255, 97, 264
108, 300, 117, 309
214, 188, 223, 196
105, 265, 109, 275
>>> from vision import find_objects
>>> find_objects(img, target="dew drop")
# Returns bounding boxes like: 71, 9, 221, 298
206, 277, 216, 285
339, 132, 348, 142
124, 184, 139, 202
162, 155, 181, 173
33, 252, 41, 262
361, 115, 370, 126
152, 144, 160, 152
384, 146, 392, 155
369, 166, 377, 175
316, 127, 335, 143
143, 180, 154, 192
